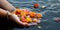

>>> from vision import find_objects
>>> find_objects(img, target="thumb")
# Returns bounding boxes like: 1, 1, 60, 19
7, 12, 23, 25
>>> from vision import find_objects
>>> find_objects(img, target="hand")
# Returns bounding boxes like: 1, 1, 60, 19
7, 12, 31, 27
0, 0, 39, 27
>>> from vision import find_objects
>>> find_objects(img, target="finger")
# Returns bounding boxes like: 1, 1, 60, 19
0, 0, 16, 12
28, 23, 37, 26
37, 20, 41, 23
0, 8, 8, 17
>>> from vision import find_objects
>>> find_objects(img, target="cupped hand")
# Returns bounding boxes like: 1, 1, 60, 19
7, 11, 41, 27
7, 12, 31, 27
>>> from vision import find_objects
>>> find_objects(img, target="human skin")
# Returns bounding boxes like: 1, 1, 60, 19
0, 0, 30, 26
0, 8, 28, 26
0, 0, 15, 12
0, 0, 38, 27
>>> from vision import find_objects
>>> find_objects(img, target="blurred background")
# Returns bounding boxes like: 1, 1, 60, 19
8, 0, 60, 30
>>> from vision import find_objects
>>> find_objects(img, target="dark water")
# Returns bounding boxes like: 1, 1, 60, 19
8, 0, 60, 30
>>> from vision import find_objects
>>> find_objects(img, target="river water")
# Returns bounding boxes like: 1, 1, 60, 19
8, 0, 60, 30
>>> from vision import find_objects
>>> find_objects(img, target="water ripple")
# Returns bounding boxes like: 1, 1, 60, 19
8, 0, 60, 30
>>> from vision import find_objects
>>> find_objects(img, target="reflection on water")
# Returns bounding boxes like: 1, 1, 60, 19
8, 0, 60, 30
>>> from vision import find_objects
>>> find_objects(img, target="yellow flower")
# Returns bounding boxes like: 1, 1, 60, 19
26, 17, 32, 23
